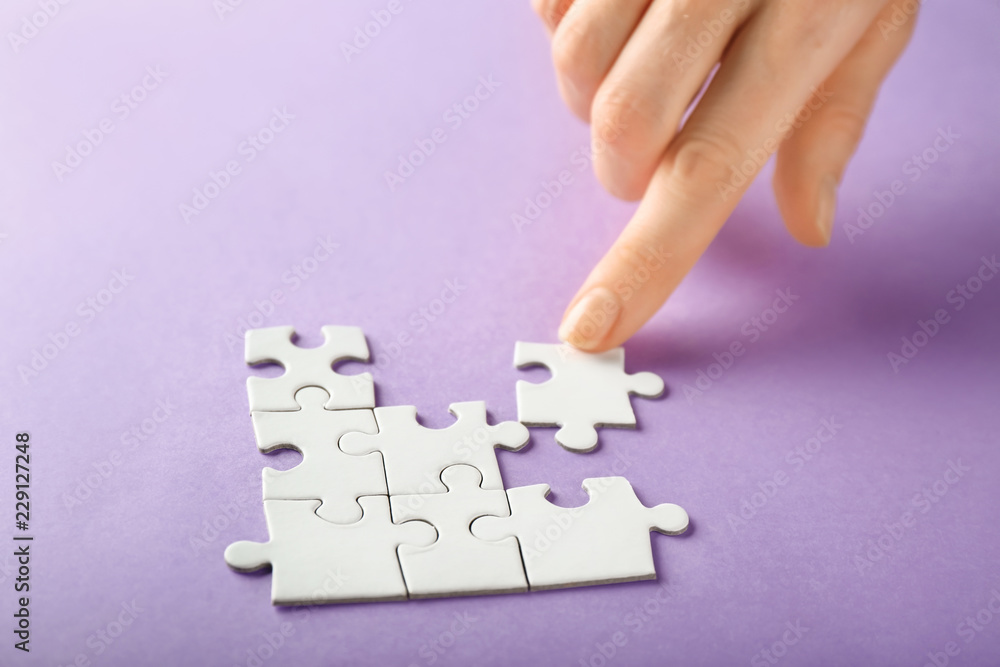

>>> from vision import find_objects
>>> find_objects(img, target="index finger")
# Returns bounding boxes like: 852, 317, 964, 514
558, 1, 883, 351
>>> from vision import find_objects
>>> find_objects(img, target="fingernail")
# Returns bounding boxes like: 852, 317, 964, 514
558, 286, 621, 351
816, 175, 838, 245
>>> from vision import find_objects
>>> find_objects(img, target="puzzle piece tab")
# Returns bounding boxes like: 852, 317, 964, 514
224, 496, 435, 605
471, 477, 687, 590
340, 401, 528, 496
251, 386, 382, 524
245, 325, 374, 412
390, 465, 527, 598
515, 342, 664, 452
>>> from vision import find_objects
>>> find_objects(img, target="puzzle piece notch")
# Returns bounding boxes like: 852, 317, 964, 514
251, 386, 383, 524
224, 496, 436, 605
340, 401, 529, 496
471, 476, 687, 590
390, 465, 527, 598
514, 341, 664, 452
245, 325, 374, 413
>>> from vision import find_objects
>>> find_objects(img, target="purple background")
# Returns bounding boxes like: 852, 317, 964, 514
2, 1, 999, 665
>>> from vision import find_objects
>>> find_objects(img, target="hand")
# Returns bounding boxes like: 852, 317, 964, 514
538, 0, 918, 351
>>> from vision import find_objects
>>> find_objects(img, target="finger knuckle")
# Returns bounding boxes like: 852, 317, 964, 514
667, 130, 743, 189
535, 0, 573, 28
764, 0, 837, 57
821, 102, 869, 149
550, 18, 600, 87
591, 82, 664, 157
611, 240, 661, 274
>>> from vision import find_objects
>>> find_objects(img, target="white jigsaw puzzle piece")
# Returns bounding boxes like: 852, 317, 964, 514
514, 342, 664, 452
471, 476, 687, 590
390, 465, 527, 598
245, 325, 374, 412
224, 496, 436, 605
251, 386, 383, 524
340, 401, 529, 496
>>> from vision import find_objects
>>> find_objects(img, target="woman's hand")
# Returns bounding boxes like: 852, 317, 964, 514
537, 0, 918, 350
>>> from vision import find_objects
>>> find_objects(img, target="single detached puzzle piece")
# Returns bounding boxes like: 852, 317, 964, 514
390, 465, 527, 598
224, 496, 436, 605
340, 401, 528, 496
245, 325, 374, 413
471, 476, 687, 590
251, 386, 383, 524
515, 342, 664, 452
